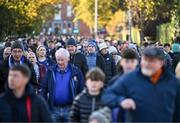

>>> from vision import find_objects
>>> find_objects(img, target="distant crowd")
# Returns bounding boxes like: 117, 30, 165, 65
0, 35, 180, 122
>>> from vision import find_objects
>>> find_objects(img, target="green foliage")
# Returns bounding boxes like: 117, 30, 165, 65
70, 0, 114, 29
0, 0, 59, 40
156, 22, 175, 44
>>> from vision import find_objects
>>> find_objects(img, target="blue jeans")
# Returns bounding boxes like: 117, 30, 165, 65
51, 106, 70, 122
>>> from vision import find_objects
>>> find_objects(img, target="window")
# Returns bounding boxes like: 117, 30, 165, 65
54, 4, 61, 20
67, 5, 72, 17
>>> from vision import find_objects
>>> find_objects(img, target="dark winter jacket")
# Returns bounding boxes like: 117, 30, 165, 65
100, 53, 116, 82
0, 84, 52, 122
69, 89, 103, 122
102, 67, 180, 122
40, 64, 84, 110
173, 52, 180, 70
69, 51, 88, 76
96, 53, 105, 71
37, 57, 55, 69
0, 56, 38, 93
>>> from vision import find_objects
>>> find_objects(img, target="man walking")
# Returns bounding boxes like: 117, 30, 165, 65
0, 65, 52, 122
102, 47, 180, 122
40, 48, 84, 122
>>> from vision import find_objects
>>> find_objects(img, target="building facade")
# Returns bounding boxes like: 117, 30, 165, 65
50, 0, 91, 37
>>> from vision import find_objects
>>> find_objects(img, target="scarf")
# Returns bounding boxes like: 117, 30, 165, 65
8, 55, 24, 68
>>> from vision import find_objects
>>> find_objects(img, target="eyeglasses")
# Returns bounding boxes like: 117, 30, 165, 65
12, 50, 23, 54
4, 53, 11, 56
111, 53, 117, 55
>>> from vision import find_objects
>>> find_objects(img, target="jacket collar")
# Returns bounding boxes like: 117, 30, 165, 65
8, 55, 25, 68
137, 66, 170, 80
5, 84, 35, 100
55, 64, 70, 73
82, 89, 101, 98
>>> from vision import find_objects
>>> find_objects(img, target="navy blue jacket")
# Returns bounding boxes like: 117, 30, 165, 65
0, 84, 52, 122
102, 67, 180, 122
40, 64, 84, 110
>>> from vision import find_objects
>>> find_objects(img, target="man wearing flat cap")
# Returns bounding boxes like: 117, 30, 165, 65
0, 41, 37, 93
102, 47, 180, 122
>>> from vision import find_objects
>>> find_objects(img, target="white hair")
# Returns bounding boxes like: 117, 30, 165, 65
55, 48, 70, 59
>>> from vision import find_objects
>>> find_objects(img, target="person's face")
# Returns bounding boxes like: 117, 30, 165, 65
86, 79, 104, 95
66, 45, 76, 54
88, 45, 96, 53
48, 43, 55, 49
122, 43, 128, 51
83, 45, 88, 52
11, 48, 23, 61
89, 119, 99, 123
28, 53, 36, 64
164, 46, 170, 53
56, 55, 69, 70
111, 52, 117, 59
28, 48, 33, 53
32, 39, 37, 45
101, 48, 108, 55
141, 56, 164, 76
38, 47, 46, 57
117, 45, 122, 52
3, 47, 11, 59
8, 70, 28, 90
120, 59, 138, 73
28, 39, 34, 46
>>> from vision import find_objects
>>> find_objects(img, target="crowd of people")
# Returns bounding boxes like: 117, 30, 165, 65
0, 35, 180, 122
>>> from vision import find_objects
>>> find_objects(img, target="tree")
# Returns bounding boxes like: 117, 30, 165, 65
117, 0, 176, 43
70, 0, 114, 32
0, 0, 60, 40
172, 0, 180, 36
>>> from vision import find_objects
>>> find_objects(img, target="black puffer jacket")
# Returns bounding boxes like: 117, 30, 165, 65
0, 84, 52, 122
69, 51, 88, 76
69, 89, 103, 122
100, 53, 116, 82
96, 53, 105, 71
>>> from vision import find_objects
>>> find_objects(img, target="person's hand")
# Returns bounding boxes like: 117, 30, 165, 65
120, 98, 136, 110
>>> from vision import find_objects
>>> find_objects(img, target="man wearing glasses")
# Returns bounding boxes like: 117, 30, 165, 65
0, 41, 37, 94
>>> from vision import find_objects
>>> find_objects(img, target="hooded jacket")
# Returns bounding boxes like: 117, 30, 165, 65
0, 84, 52, 122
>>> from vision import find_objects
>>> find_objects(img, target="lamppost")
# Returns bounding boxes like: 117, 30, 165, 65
128, 0, 132, 42
94, 0, 98, 39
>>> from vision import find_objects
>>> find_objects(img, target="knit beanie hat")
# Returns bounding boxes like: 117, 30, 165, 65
89, 107, 112, 123
11, 41, 24, 51
172, 43, 180, 53
88, 41, 97, 47
66, 38, 77, 46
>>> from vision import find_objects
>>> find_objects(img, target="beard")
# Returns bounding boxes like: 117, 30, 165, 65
141, 67, 155, 77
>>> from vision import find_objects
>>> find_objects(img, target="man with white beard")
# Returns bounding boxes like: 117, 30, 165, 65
102, 47, 180, 122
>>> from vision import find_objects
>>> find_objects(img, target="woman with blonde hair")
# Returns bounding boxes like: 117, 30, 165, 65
36, 45, 54, 70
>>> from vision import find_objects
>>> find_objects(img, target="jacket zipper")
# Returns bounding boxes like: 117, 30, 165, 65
91, 97, 96, 112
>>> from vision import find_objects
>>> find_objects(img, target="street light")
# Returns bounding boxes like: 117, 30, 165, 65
128, 0, 132, 42
94, 0, 98, 39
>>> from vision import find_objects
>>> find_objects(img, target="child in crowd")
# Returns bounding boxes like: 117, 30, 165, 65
69, 67, 105, 122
